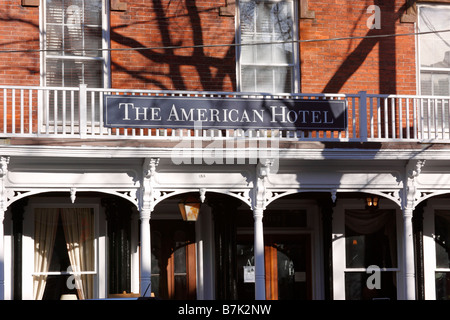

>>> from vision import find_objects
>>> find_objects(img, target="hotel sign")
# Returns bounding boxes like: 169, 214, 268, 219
103, 95, 347, 131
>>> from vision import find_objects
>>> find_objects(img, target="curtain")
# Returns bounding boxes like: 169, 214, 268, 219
345, 209, 394, 234
33, 208, 59, 300
61, 208, 95, 300
345, 209, 397, 268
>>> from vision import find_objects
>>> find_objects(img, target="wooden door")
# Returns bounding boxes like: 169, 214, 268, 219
237, 234, 312, 300
264, 234, 312, 300
151, 220, 196, 300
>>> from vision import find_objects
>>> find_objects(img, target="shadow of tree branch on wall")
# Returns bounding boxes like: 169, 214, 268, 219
322, 1, 408, 94
0, 13, 40, 79
110, 0, 236, 92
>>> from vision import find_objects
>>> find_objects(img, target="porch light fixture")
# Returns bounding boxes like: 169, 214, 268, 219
178, 196, 201, 221
366, 196, 379, 209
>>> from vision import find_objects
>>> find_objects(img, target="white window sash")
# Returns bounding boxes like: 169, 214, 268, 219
237, 0, 299, 93
40, 0, 110, 88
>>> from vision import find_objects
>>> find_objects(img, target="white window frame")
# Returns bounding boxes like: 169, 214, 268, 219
21, 197, 106, 300
423, 199, 450, 300
332, 199, 403, 300
235, 0, 300, 94
39, 0, 111, 89
416, 4, 450, 135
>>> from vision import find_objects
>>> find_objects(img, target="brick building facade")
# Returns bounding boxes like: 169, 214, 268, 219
0, 0, 450, 301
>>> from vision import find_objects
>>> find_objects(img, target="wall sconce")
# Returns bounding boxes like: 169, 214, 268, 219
178, 196, 201, 221
366, 196, 379, 209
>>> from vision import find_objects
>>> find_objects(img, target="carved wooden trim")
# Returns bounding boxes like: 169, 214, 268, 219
111, 0, 127, 11
401, 0, 450, 23
21, 0, 39, 7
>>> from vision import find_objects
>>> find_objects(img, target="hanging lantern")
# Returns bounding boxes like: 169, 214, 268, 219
366, 196, 379, 209
178, 196, 201, 221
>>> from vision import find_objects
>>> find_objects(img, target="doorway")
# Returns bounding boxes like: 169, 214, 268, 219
235, 207, 314, 300
151, 220, 197, 300
236, 233, 312, 300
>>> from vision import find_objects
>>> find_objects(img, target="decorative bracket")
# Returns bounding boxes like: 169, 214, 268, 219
402, 159, 426, 211
0, 157, 10, 213
331, 189, 337, 203
252, 159, 274, 211
70, 188, 76, 203
140, 158, 160, 218
199, 188, 206, 203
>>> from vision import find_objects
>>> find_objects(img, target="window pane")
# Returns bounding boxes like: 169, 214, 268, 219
241, 65, 292, 93
345, 209, 397, 268
421, 72, 432, 95
174, 245, 187, 274
45, 0, 104, 88
345, 272, 397, 300
42, 275, 79, 300
239, 0, 295, 93
436, 272, 450, 300
46, 58, 103, 88
34, 208, 95, 300
174, 275, 187, 299
435, 210, 450, 268
48, 218, 71, 272
420, 72, 450, 96
433, 73, 450, 96
418, 6, 450, 68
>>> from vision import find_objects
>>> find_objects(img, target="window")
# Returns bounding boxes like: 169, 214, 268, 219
151, 221, 196, 300
433, 210, 450, 300
331, 205, 400, 300
237, 0, 298, 93
417, 5, 450, 133
344, 209, 398, 300
41, 0, 108, 130
33, 208, 96, 300
44, 0, 106, 88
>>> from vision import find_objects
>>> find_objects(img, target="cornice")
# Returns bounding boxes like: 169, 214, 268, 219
1, 144, 450, 161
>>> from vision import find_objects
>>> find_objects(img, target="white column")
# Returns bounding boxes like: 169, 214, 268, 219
140, 209, 152, 297
140, 158, 159, 298
401, 159, 424, 300
0, 157, 9, 301
403, 207, 416, 300
253, 207, 265, 300
0, 210, 4, 300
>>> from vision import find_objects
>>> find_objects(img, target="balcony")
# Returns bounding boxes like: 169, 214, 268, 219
0, 84, 449, 144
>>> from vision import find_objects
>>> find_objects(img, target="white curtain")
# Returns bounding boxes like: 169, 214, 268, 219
61, 208, 95, 300
33, 208, 59, 300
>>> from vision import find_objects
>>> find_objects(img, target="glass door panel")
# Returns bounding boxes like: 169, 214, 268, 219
236, 234, 311, 300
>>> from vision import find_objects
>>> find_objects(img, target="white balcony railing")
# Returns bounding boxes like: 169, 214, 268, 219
1, 84, 450, 143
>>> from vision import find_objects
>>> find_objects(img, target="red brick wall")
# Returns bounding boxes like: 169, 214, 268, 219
300, 0, 417, 95
0, 0, 418, 96
0, 2, 40, 86
110, 0, 236, 92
